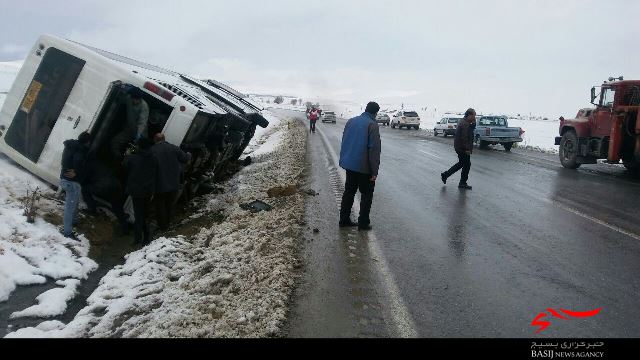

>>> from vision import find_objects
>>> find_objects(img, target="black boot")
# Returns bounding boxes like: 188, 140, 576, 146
458, 183, 472, 190
339, 219, 358, 227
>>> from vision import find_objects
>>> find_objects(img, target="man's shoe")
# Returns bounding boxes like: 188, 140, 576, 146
62, 231, 79, 241
458, 183, 472, 190
339, 220, 358, 228
358, 224, 372, 231
441, 172, 447, 184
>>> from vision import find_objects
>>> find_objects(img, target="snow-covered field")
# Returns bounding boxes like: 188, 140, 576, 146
253, 96, 561, 152
6, 114, 308, 338
0, 153, 98, 313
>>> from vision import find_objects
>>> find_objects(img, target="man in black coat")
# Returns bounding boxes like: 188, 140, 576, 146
441, 108, 476, 190
151, 133, 191, 231
60, 132, 92, 239
123, 138, 159, 245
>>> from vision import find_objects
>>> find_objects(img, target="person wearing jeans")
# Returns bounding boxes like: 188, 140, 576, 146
60, 178, 81, 237
59, 132, 92, 239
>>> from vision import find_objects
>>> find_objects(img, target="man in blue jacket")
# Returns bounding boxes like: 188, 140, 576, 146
339, 102, 382, 231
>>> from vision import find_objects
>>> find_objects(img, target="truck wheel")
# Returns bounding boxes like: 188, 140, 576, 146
434, 128, 438, 136
503, 142, 513, 152
479, 140, 489, 149
559, 130, 581, 169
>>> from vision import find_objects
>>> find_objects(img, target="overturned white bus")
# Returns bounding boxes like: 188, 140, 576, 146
0, 34, 268, 206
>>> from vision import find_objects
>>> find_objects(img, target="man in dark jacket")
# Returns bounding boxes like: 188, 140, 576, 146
60, 132, 92, 239
151, 133, 191, 231
123, 138, 159, 245
81, 158, 130, 234
338, 101, 382, 231
441, 108, 476, 190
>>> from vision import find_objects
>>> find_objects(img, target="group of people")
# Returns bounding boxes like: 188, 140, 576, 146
338, 102, 476, 230
60, 130, 191, 245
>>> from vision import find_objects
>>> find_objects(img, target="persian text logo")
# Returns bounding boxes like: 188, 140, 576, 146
531, 308, 602, 334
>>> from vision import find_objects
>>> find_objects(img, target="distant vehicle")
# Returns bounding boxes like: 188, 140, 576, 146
474, 116, 524, 152
391, 110, 420, 129
434, 116, 463, 137
375, 112, 390, 126
0, 34, 268, 206
321, 111, 336, 123
555, 77, 640, 174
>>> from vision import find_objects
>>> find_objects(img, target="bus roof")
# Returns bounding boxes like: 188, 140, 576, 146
69, 36, 264, 119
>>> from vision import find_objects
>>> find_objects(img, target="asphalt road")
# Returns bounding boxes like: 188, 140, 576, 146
279, 109, 640, 338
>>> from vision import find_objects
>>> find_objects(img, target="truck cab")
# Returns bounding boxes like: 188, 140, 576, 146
555, 77, 640, 173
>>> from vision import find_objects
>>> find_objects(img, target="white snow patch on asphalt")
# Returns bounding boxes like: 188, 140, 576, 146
10, 279, 81, 318
6, 114, 307, 338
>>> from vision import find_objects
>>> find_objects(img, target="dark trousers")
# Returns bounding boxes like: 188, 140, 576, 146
82, 186, 128, 225
132, 196, 152, 244
310, 120, 316, 132
155, 191, 177, 231
444, 151, 471, 184
339, 170, 376, 226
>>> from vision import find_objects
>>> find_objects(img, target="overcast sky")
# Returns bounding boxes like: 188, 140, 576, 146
1, 0, 639, 117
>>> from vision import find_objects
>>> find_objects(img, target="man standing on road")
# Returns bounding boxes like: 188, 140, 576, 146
441, 108, 476, 190
151, 133, 191, 231
338, 101, 382, 231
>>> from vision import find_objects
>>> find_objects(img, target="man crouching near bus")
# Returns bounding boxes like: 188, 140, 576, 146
60, 132, 92, 240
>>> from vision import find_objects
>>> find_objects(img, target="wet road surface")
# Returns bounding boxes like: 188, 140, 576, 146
279, 109, 640, 338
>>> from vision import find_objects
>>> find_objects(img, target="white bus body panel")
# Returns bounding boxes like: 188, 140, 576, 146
0, 34, 202, 187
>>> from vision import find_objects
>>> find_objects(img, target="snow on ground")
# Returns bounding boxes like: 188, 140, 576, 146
6, 113, 307, 338
254, 96, 560, 152
0, 154, 98, 305
246, 109, 282, 153
10, 279, 81, 319
1, 61, 97, 319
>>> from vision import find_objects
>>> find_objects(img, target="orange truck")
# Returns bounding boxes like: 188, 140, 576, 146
555, 77, 640, 174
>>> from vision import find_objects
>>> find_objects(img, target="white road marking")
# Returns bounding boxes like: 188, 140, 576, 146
418, 149, 442, 159
545, 199, 640, 242
316, 126, 419, 338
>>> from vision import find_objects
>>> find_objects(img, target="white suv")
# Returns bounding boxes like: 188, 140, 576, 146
434, 116, 463, 137
391, 110, 420, 130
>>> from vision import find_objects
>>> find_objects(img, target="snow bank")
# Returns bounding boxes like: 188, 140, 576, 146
0, 154, 98, 303
246, 109, 282, 154
7, 113, 307, 338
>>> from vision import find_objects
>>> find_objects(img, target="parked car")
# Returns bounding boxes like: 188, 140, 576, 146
321, 111, 337, 123
473, 116, 524, 152
391, 110, 420, 129
375, 112, 390, 126
434, 116, 463, 137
